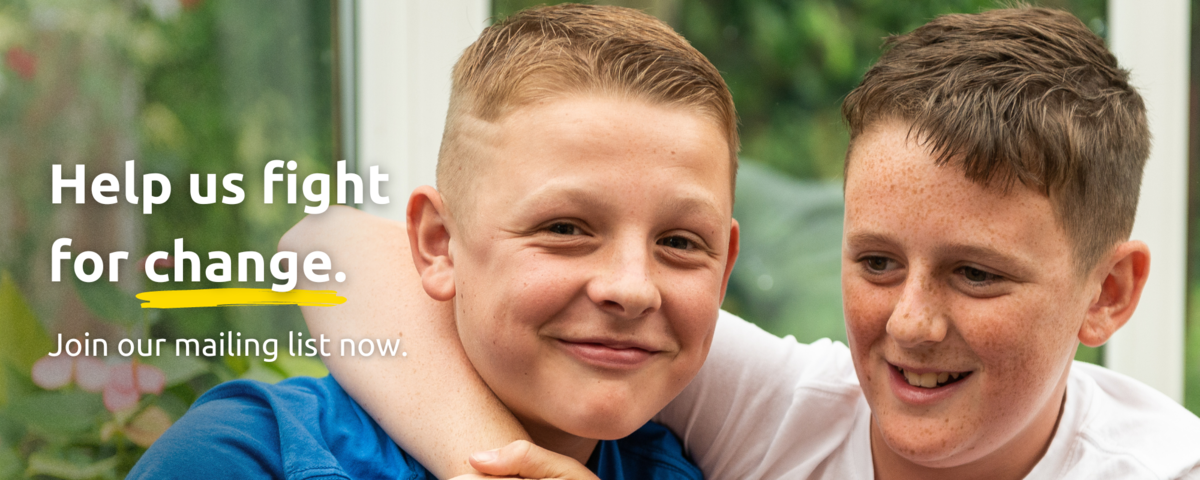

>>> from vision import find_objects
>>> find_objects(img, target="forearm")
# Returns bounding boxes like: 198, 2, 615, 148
280, 206, 530, 478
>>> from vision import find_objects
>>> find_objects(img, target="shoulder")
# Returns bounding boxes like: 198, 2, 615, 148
130, 376, 429, 480
129, 379, 294, 479
603, 422, 703, 480
709, 309, 858, 388
654, 310, 866, 479
1054, 363, 1200, 479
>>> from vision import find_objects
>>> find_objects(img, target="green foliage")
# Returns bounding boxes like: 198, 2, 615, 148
140, 351, 210, 388
1187, 285, 1200, 415
136, 0, 332, 343
0, 271, 328, 478
72, 277, 148, 329
25, 453, 119, 480
678, 0, 1106, 180
0, 446, 19, 479
0, 0, 330, 364
722, 162, 845, 342
1075, 343, 1103, 365
496, 0, 1107, 182
0, 272, 54, 407
8, 392, 105, 436
0, 2, 343, 469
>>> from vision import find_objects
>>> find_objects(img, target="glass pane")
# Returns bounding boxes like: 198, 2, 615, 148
1186, 0, 1200, 417
0, 0, 333, 474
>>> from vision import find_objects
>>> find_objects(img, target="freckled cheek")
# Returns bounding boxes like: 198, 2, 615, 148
952, 300, 1066, 399
841, 276, 895, 351
841, 279, 897, 391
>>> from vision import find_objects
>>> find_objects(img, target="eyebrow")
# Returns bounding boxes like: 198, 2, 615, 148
844, 232, 893, 249
515, 182, 726, 219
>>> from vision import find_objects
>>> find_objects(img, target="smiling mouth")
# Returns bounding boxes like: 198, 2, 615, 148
558, 340, 658, 369
894, 365, 972, 389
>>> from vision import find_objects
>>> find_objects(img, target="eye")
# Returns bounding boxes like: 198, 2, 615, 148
957, 266, 1001, 284
658, 236, 692, 250
862, 256, 896, 273
546, 222, 581, 235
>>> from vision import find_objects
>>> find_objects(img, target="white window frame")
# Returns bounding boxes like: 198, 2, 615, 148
354, 0, 490, 221
1106, 0, 1190, 403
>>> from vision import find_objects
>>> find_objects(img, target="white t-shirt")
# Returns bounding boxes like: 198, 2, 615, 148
656, 311, 1200, 479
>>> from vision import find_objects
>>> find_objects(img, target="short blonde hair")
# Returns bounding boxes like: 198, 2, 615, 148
437, 4, 738, 210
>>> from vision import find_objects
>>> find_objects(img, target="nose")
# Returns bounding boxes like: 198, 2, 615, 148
587, 238, 662, 320
886, 269, 948, 348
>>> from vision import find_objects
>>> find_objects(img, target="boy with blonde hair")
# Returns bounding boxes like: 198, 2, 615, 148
297, 6, 1200, 480
130, 5, 741, 478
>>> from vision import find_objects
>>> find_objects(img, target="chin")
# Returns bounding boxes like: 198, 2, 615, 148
558, 389, 660, 441
877, 415, 979, 468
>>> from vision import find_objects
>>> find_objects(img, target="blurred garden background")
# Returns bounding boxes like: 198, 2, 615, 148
2, 0, 1199, 478
0, 1, 334, 477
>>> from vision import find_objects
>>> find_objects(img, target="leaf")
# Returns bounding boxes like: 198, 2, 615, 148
0, 271, 53, 408
139, 352, 210, 388
238, 360, 284, 384
7, 391, 104, 436
25, 452, 118, 480
0, 438, 20, 480
0, 271, 53, 371
72, 275, 145, 327
270, 354, 328, 379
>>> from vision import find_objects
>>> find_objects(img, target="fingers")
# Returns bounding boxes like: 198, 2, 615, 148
468, 440, 600, 480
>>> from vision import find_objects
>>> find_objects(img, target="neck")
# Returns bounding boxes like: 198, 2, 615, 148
518, 417, 600, 466
871, 379, 1069, 480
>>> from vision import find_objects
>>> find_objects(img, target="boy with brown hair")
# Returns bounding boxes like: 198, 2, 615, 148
294, 6, 1200, 480
130, 5, 742, 478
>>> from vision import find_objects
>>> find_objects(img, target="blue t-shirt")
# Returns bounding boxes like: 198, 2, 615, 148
130, 376, 702, 480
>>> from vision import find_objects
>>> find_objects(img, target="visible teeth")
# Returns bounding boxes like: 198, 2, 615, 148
920, 372, 937, 388
899, 368, 964, 389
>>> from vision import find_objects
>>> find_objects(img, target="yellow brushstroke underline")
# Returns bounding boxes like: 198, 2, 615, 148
136, 288, 346, 309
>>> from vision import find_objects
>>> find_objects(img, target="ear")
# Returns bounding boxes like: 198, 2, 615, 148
1079, 240, 1150, 347
407, 186, 456, 301
717, 218, 740, 304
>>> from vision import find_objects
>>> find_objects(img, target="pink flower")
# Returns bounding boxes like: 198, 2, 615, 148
75, 357, 109, 392
5, 46, 36, 80
30, 354, 166, 413
103, 361, 166, 412
31, 355, 73, 389
103, 383, 141, 413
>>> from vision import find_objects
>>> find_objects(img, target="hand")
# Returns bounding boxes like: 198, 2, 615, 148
448, 440, 600, 480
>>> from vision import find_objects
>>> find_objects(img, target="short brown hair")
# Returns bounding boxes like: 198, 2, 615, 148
437, 4, 738, 212
842, 7, 1149, 271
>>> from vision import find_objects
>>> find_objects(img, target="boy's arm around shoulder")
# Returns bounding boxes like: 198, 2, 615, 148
279, 206, 531, 478
655, 311, 864, 479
